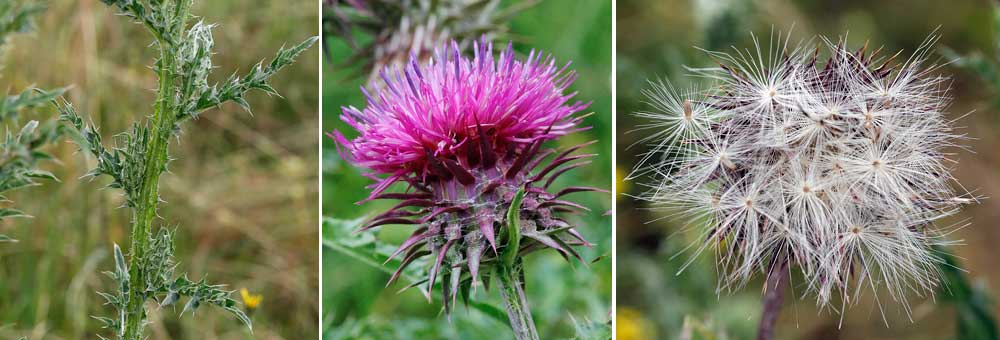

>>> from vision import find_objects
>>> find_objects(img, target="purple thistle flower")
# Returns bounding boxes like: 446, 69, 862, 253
330, 40, 602, 311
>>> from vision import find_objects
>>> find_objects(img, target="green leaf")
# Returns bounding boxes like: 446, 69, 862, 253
112, 244, 127, 276
23, 169, 58, 181
502, 187, 525, 267
225, 306, 253, 332
0, 208, 28, 219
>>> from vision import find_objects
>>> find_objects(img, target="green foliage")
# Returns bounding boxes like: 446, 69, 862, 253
0, 1, 43, 52
935, 245, 999, 340
0, 1, 63, 243
936, 5, 1000, 338
946, 1, 1000, 114
58, 0, 316, 338
570, 316, 611, 340
93, 232, 251, 338
58, 104, 149, 209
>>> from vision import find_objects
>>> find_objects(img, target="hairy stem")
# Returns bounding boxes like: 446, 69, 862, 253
496, 259, 539, 340
123, 14, 184, 340
757, 256, 790, 340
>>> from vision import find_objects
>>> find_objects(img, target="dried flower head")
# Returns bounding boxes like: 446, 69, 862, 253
632, 32, 973, 318
323, 0, 533, 82
331, 40, 600, 310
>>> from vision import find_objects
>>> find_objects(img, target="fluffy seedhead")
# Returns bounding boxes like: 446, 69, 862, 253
323, 0, 534, 82
632, 31, 972, 319
57, 0, 316, 338
332, 40, 601, 311
0, 1, 64, 243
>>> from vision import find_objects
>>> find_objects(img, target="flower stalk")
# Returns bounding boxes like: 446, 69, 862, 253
757, 257, 789, 340
497, 259, 539, 340
497, 188, 540, 340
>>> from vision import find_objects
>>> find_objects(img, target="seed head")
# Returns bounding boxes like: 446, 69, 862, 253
633, 32, 973, 318
332, 40, 601, 310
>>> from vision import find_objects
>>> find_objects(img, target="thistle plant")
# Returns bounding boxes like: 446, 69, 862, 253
54, 1, 316, 338
631, 32, 972, 339
0, 1, 64, 243
323, 0, 534, 82
331, 41, 602, 340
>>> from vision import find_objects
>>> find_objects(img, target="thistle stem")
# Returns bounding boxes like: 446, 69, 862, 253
757, 256, 790, 340
123, 46, 176, 340
122, 7, 187, 338
496, 259, 539, 340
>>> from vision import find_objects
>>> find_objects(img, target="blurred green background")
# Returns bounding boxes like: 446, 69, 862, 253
0, 1, 318, 339
617, 0, 1000, 339
321, 0, 612, 339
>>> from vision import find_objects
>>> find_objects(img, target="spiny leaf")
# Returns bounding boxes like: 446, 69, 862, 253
186, 36, 318, 119
0, 3, 64, 243
0, 87, 67, 119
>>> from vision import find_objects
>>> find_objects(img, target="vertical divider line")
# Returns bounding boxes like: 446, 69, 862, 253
316, 0, 325, 337
610, 0, 618, 337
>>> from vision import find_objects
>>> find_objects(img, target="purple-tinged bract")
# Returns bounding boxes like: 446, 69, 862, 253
331, 40, 600, 311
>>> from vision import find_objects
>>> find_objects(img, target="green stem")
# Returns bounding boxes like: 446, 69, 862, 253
496, 260, 539, 340
122, 17, 183, 340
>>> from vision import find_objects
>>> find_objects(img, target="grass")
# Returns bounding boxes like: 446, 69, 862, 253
0, 0, 318, 339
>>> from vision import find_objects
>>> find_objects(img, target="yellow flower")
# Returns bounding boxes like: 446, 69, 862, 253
240, 288, 262, 310
616, 165, 630, 201
616, 307, 651, 340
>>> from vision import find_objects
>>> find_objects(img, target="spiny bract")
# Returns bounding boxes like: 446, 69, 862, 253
332, 40, 601, 311
632, 32, 972, 318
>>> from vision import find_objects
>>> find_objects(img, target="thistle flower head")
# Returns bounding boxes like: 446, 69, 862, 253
634, 32, 972, 317
332, 40, 600, 310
